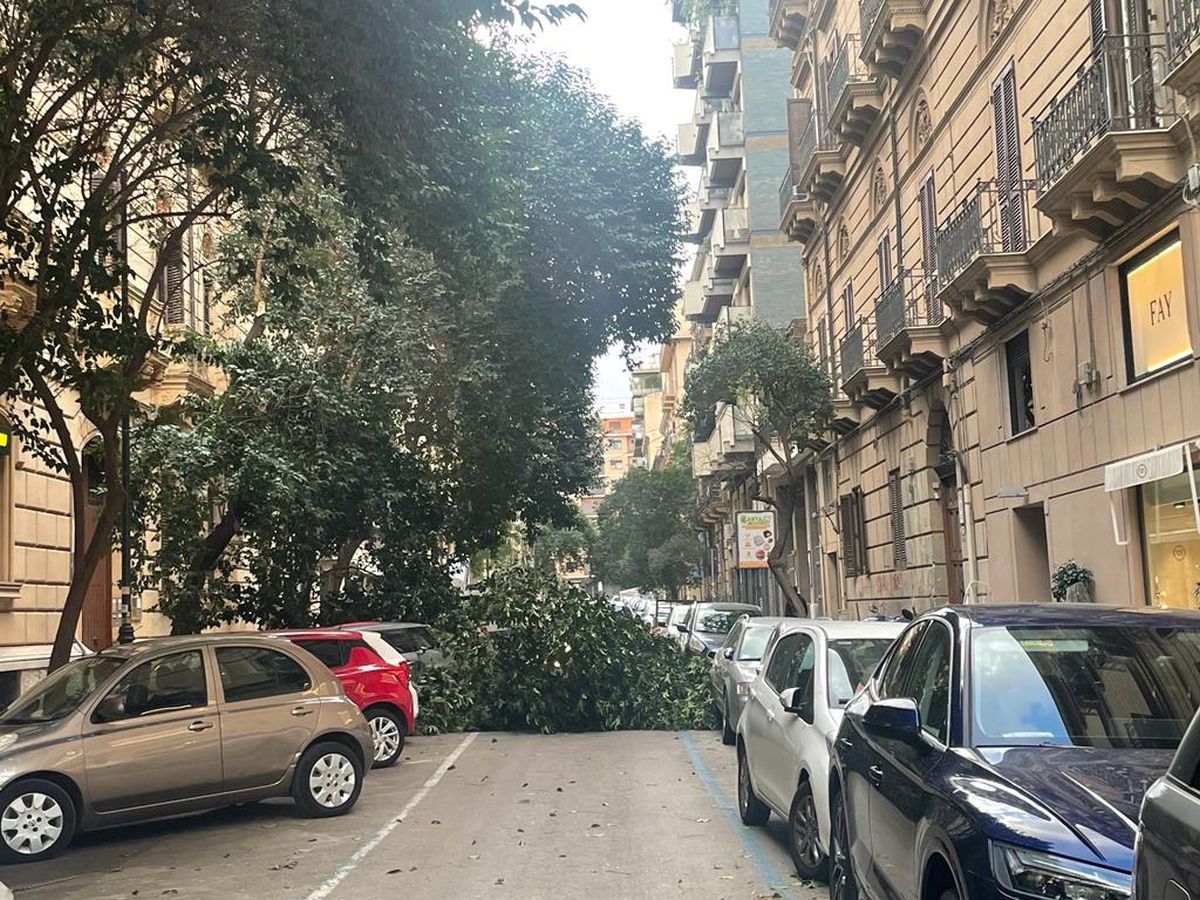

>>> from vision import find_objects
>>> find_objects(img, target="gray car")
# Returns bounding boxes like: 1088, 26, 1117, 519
347, 622, 449, 677
0, 634, 373, 863
710, 616, 792, 745
680, 602, 763, 657
1135, 704, 1200, 900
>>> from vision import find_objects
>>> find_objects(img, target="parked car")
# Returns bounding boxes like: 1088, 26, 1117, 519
1135, 704, 1200, 900
680, 602, 762, 657
666, 603, 692, 642
341, 621, 449, 678
710, 616, 793, 744
736, 620, 903, 878
0, 634, 372, 863
826, 604, 1200, 900
272, 628, 415, 768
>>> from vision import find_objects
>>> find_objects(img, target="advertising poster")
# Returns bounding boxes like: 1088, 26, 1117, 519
736, 510, 776, 569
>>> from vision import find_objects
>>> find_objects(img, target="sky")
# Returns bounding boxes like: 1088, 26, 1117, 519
524, 0, 693, 406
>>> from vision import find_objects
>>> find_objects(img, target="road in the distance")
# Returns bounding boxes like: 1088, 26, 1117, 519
5, 730, 823, 900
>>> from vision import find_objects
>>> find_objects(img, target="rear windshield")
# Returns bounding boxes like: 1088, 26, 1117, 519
381, 627, 438, 654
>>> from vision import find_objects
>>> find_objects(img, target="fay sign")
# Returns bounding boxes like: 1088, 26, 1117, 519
736, 510, 776, 569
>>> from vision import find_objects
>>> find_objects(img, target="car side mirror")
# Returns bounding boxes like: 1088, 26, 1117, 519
722, 647, 734, 660
93, 694, 126, 723
779, 687, 813, 720
863, 698, 922, 743
677, 625, 689, 634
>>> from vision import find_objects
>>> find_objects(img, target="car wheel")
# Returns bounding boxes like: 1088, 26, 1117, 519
788, 780, 828, 881
366, 706, 406, 768
737, 747, 770, 826
828, 786, 859, 900
0, 778, 76, 863
721, 697, 736, 746
293, 741, 363, 817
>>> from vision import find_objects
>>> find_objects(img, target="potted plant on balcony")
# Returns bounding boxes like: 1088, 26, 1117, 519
1051, 560, 1093, 603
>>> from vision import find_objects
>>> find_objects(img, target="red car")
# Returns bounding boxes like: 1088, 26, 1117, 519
270, 628, 415, 767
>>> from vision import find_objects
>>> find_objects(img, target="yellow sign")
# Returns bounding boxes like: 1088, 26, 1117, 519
1125, 237, 1191, 377
736, 510, 776, 569
0, 429, 9, 455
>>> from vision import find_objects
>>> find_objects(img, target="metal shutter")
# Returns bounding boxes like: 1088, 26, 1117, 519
991, 66, 1025, 253
889, 468, 907, 569
163, 235, 185, 325
918, 173, 941, 323
840, 493, 857, 577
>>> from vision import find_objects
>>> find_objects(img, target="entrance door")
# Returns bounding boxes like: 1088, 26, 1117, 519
80, 451, 112, 651
939, 473, 965, 604
1013, 504, 1052, 602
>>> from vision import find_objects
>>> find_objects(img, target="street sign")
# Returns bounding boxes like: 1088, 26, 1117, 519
735, 510, 775, 569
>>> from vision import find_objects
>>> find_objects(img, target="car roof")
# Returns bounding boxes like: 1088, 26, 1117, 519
269, 628, 364, 640
346, 622, 429, 631
740, 616, 794, 629
91, 632, 293, 660
930, 603, 1200, 628
774, 619, 907, 640
697, 603, 762, 612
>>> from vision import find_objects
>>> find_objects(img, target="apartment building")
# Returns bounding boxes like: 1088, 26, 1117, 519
777, 0, 1200, 615
630, 366, 665, 469
674, 0, 806, 610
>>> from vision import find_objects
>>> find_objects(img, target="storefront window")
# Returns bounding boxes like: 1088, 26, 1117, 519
1140, 471, 1200, 608
1120, 230, 1192, 382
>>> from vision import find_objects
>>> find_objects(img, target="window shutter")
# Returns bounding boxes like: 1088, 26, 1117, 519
842, 282, 854, 330
201, 275, 212, 337
919, 174, 941, 322
817, 317, 829, 376
1089, 0, 1106, 49
163, 236, 185, 325
840, 494, 857, 577
877, 231, 892, 291
992, 67, 1025, 253
889, 469, 907, 569
854, 487, 869, 575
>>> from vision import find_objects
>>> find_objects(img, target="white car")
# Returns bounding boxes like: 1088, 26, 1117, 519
735, 620, 903, 879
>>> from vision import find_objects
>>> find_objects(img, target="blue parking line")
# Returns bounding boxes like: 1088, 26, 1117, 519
677, 730, 798, 897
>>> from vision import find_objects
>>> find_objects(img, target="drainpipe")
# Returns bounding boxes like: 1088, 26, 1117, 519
890, 96, 903, 274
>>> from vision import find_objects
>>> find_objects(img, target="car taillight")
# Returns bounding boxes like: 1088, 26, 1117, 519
396, 660, 410, 686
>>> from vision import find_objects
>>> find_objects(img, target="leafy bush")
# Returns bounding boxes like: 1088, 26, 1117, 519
1051, 560, 1093, 601
415, 567, 717, 734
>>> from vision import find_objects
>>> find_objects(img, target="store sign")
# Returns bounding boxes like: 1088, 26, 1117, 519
736, 510, 776, 569
1123, 235, 1191, 378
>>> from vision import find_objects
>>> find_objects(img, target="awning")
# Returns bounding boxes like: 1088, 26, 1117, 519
1104, 442, 1200, 545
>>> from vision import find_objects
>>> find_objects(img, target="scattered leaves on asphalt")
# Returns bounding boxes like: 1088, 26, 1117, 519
495, 878, 505, 885
556, 787, 563, 793
387, 869, 402, 875
431, 820, 441, 825
696, 818, 710, 823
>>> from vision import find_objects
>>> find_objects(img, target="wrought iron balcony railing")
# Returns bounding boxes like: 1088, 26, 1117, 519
936, 180, 1043, 288
779, 165, 803, 220
1167, 0, 1200, 65
827, 34, 875, 111
839, 319, 866, 384
795, 116, 817, 177
1032, 33, 1175, 193
874, 270, 942, 352
860, 0, 886, 39
705, 14, 740, 54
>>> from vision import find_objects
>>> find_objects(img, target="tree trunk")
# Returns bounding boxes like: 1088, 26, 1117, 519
318, 537, 361, 610
765, 483, 810, 618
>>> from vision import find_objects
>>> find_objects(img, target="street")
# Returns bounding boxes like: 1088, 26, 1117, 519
5, 731, 821, 900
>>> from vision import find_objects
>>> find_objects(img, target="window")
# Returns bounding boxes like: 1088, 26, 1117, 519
1005, 330, 1035, 434
1120, 230, 1191, 382
292, 639, 346, 669
216, 646, 311, 703
905, 623, 952, 743
827, 638, 894, 707
610, 459, 623, 470
95, 650, 207, 722
737, 624, 773, 662
889, 468, 907, 569
842, 282, 854, 331
878, 623, 929, 700
840, 487, 869, 577
765, 633, 808, 691
876, 231, 893, 292
722, 619, 745, 654
992, 65, 1026, 252
161, 234, 185, 325
817, 317, 829, 376
1138, 469, 1200, 608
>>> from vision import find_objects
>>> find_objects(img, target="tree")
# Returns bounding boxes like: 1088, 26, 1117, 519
531, 509, 595, 576
681, 321, 832, 615
592, 448, 703, 597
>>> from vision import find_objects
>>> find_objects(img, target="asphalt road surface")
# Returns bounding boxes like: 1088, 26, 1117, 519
4, 731, 824, 900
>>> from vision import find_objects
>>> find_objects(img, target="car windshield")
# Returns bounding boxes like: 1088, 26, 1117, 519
971, 625, 1200, 749
696, 611, 741, 634
738, 626, 773, 661
0, 655, 125, 724
827, 639, 893, 706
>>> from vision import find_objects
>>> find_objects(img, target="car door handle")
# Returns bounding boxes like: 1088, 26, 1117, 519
868, 765, 884, 786
766, 710, 776, 724
839, 737, 854, 750
290, 706, 315, 717
187, 720, 214, 732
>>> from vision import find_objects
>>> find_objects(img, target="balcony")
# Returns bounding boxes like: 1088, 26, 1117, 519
831, 397, 862, 434
694, 256, 737, 322
683, 280, 706, 321
828, 35, 884, 146
677, 121, 706, 166
673, 39, 700, 89
795, 116, 847, 202
859, 0, 927, 79
769, 0, 810, 49
707, 111, 745, 188
699, 180, 732, 211
0, 280, 35, 330
1165, 0, 1200, 99
712, 206, 750, 263
839, 318, 901, 409
715, 303, 751, 339
692, 434, 716, 478
1033, 34, 1183, 238
682, 200, 703, 243
779, 165, 818, 243
714, 403, 756, 472
936, 180, 1045, 324
873, 270, 946, 378
703, 15, 740, 98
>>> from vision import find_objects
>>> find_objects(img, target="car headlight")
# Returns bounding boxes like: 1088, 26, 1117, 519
992, 843, 1131, 900
735, 682, 750, 695
0, 734, 18, 755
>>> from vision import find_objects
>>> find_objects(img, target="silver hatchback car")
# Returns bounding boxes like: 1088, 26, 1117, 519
0, 634, 373, 863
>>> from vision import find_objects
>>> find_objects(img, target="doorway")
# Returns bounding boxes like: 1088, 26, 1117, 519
1012, 503, 1051, 603
80, 443, 113, 651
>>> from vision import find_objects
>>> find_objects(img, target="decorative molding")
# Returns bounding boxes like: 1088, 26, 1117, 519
989, 0, 1015, 45
913, 96, 933, 150
837, 222, 851, 263
871, 162, 888, 214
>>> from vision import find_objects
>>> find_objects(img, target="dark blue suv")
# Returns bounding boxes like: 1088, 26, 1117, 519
827, 604, 1200, 900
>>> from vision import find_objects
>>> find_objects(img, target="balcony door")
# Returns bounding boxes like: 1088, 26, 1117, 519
1094, 0, 1159, 131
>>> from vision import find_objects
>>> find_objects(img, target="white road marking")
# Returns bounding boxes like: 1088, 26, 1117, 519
304, 732, 478, 900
